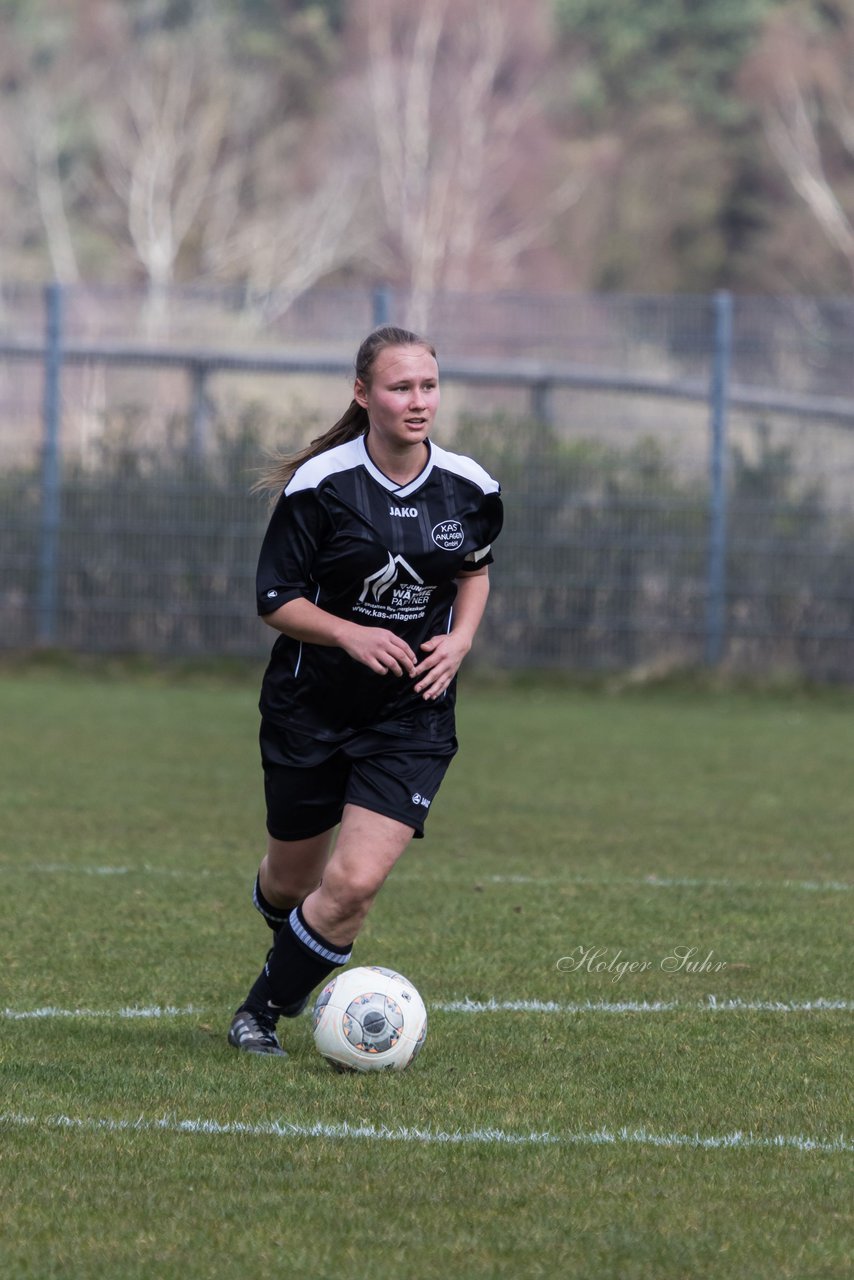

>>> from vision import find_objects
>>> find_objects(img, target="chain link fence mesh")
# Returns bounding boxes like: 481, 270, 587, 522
2, 283, 853, 677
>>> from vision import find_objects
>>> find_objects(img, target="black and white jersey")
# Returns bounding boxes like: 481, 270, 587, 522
257, 435, 503, 742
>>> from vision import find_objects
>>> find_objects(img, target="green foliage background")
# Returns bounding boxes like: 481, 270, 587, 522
1, 0, 852, 292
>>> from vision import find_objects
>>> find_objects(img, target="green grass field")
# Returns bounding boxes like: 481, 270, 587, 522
0, 664, 851, 1279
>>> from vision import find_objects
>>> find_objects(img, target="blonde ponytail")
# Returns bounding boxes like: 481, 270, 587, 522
253, 401, 368, 496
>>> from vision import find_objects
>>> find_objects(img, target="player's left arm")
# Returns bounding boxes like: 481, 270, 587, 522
413, 567, 490, 701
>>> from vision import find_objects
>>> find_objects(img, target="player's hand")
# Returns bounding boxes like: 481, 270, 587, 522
412, 633, 471, 701
341, 624, 418, 678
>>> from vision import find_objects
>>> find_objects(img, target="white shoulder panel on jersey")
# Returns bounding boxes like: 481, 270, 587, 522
429, 443, 500, 495
284, 438, 365, 496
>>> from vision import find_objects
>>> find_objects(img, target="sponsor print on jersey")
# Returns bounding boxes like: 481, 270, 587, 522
355, 553, 437, 623
431, 519, 465, 551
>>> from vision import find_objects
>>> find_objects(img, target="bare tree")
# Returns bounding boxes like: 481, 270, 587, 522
765, 81, 854, 282
747, 7, 854, 286
0, 0, 593, 311
94, 18, 234, 331
90, 6, 367, 329
0, 99, 80, 283
349, 0, 584, 328
0, 11, 95, 284
200, 116, 370, 326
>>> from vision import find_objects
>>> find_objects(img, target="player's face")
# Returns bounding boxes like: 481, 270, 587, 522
355, 346, 440, 451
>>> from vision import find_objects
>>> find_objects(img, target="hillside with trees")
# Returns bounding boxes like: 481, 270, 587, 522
0, 0, 852, 301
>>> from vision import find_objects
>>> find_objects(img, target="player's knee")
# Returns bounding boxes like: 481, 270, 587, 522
318, 867, 381, 929
263, 864, 322, 907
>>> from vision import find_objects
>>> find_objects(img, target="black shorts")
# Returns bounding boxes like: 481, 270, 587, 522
259, 719, 458, 841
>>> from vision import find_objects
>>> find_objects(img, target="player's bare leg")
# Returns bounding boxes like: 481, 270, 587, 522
230, 808, 413, 1055
299, 805, 414, 946
256, 830, 334, 921
229, 830, 333, 1055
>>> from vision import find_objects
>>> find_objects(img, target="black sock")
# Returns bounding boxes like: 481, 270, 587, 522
241, 905, 353, 1020
252, 872, 291, 932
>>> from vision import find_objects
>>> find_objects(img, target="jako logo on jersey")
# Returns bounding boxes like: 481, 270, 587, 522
389, 505, 418, 518
431, 519, 464, 551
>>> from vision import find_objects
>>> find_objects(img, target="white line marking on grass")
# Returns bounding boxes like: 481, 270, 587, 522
3, 997, 851, 1022
488, 873, 853, 892
703, 996, 854, 1012
0, 863, 225, 879
2, 1005, 201, 1021
3, 864, 850, 893
437, 997, 854, 1014
1, 1111, 850, 1155
643, 874, 854, 893
439, 999, 681, 1013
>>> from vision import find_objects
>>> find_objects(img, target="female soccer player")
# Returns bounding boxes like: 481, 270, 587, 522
228, 325, 503, 1055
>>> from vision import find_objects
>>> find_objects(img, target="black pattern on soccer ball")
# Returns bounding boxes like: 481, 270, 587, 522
342, 992, 404, 1054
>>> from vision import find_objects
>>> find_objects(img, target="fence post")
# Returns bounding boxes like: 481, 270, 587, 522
704, 289, 733, 667
189, 360, 210, 459
36, 281, 64, 647
531, 379, 555, 427
372, 284, 392, 327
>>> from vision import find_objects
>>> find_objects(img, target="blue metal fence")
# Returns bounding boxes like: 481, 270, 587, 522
2, 282, 854, 678
704, 290, 732, 668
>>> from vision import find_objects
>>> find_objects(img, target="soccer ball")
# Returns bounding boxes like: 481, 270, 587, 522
312, 965, 428, 1073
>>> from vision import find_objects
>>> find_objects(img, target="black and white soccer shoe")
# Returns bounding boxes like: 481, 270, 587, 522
227, 1008, 287, 1056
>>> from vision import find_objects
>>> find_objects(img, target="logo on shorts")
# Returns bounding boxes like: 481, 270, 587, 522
266, 589, 278, 598
431, 520, 464, 551
411, 793, 431, 809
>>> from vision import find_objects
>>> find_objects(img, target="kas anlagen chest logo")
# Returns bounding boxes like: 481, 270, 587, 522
431, 520, 464, 551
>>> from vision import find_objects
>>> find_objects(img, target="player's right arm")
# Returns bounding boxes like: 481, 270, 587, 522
257, 485, 417, 678
262, 597, 417, 678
